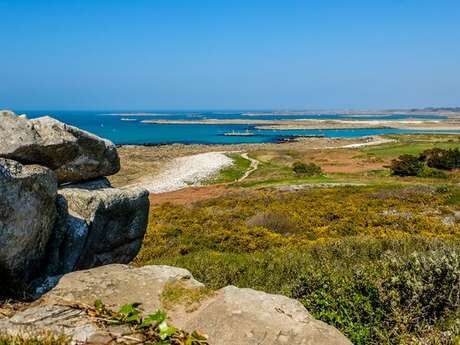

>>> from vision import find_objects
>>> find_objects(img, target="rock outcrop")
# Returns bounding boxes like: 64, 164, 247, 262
6, 264, 351, 345
0, 111, 148, 288
0, 159, 57, 282
0, 111, 120, 183
47, 181, 149, 275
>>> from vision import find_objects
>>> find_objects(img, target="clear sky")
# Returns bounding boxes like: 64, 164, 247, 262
1, 0, 459, 110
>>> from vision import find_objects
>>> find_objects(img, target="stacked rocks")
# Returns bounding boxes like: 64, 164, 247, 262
0, 110, 149, 288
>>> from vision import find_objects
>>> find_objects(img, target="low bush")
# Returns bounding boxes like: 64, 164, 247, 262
292, 161, 322, 176
416, 166, 448, 178
389, 154, 425, 176
246, 211, 297, 235
421, 148, 460, 170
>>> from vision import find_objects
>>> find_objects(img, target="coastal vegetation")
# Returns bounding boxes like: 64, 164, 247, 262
136, 173, 460, 343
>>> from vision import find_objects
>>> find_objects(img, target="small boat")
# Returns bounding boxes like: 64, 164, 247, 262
223, 129, 255, 136
120, 118, 138, 122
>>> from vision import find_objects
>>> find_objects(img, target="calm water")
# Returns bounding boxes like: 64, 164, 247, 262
18, 110, 458, 145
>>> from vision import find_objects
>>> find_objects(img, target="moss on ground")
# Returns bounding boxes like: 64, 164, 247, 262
161, 282, 214, 312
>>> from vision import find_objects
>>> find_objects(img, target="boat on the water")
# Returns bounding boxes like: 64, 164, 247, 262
120, 118, 138, 121
223, 130, 255, 136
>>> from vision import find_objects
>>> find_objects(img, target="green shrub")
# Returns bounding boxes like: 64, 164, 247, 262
292, 161, 322, 176
416, 166, 448, 178
389, 154, 424, 176
421, 148, 460, 170
293, 247, 460, 344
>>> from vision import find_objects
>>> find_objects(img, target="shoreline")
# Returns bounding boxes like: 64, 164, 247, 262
109, 136, 396, 193
140, 118, 460, 131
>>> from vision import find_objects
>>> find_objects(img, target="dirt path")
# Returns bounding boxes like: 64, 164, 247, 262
149, 185, 235, 205
237, 153, 260, 182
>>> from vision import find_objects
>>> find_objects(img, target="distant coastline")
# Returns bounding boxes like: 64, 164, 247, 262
140, 118, 460, 131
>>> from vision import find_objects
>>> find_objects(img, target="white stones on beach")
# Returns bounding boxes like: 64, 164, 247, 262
144, 152, 233, 193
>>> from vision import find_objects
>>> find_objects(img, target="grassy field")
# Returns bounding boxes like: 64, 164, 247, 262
362, 134, 460, 158
134, 134, 460, 344
208, 153, 251, 183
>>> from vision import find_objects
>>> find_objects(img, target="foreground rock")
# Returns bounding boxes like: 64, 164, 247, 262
0, 264, 353, 344
46, 181, 149, 275
0, 159, 57, 282
0, 111, 120, 183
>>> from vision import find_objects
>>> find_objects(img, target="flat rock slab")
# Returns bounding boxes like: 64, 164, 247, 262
0, 158, 57, 282
35, 264, 351, 345
43, 264, 203, 312
0, 111, 120, 183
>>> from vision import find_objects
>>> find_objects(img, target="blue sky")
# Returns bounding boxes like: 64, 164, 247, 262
1, 0, 459, 110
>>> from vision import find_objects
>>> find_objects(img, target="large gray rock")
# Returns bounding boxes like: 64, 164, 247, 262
46, 181, 149, 275
0, 110, 120, 183
181, 286, 348, 345
0, 158, 57, 282
36, 264, 351, 345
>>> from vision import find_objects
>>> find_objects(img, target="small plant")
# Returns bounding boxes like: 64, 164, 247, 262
90, 300, 209, 344
292, 161, 322, 176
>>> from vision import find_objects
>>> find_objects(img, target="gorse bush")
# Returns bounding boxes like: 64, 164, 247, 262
292, 161, 322, 176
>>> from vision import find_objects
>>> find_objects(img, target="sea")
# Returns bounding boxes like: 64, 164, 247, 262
17, 110, 459, 145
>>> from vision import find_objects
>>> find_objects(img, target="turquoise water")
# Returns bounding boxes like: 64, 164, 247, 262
19, 110, 458, 145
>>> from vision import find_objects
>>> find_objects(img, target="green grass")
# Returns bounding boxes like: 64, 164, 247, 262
361, 141, 460, 158
237, 175, 335, 188
208, 153, 251, 183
